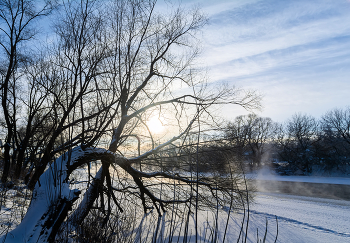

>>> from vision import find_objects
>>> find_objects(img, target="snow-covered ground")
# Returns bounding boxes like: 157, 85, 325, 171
146, 173, 350, 243
148, 190, 350, 243
247, 192, 350, 243
240, 171, 350, 242
1, 171, 350, 242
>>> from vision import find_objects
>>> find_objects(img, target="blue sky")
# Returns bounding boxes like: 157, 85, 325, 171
185, 0, 350, 122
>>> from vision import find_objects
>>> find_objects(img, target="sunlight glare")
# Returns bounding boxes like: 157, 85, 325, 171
147, 116, 165, 134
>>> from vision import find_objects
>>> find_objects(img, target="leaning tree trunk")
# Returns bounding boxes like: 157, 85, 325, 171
0, 146, 114, 243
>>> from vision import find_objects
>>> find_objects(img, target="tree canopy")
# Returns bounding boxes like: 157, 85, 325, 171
0, 1, 260, 241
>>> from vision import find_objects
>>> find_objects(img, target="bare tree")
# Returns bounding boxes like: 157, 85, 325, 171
276, 113, 318, 174
319, 107, 350, 170
0, 1, 261, 242
0, 0, 55, 183
322, 107, 350, 146
226, 114, 277, 170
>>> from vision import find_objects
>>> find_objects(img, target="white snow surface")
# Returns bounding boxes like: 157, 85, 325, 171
0, 146, 111, 243
2, 159, 350, 242
142, 191, 350, 243
247, 192, 350, 243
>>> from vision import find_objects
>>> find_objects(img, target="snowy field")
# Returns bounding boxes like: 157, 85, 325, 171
241, 172, 350, 243
247, 192, 350, 243
135, 174, 350, 243
143, 188, 350, 243
1, 172, 350, 242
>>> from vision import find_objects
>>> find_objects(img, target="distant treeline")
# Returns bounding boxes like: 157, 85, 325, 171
124, 108, 350, 176
220, 107, 350, 175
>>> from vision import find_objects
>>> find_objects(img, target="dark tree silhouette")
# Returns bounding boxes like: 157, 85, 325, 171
0, 1, 260, 242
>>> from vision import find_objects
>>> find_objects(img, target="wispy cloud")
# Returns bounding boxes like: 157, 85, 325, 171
195, 0, 350, 121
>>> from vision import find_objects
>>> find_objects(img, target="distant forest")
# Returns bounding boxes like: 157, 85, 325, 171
193, 107, 350, 176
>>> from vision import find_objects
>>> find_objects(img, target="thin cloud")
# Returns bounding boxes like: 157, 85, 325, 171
196, 0, 350, 121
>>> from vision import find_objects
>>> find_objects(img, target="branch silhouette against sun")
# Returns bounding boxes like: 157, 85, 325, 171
0, 0, 260, 242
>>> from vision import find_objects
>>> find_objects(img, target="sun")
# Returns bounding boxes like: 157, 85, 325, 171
147, 116, 165, 134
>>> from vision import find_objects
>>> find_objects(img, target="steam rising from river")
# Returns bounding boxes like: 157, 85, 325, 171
250, 168, 350, 200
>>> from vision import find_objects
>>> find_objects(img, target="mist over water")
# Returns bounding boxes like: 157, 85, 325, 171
249, 168, 350, 200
